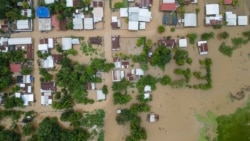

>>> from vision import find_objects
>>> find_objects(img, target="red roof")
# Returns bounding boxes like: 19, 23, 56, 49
224, 0, 232, 4
199, 43, 208, 53
161, 3, 177, 11
10, 63, 21, 73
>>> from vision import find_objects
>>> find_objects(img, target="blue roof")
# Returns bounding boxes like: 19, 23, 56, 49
36, 7, 50, 18
163, 15, 169, 24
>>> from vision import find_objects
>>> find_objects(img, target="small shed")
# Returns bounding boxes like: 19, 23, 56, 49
179, 38, 187, 48
96, 90, 106, 100
238, 16, 248, 26
197, 41, 208, 55
226, 11, 237, 26
62, 38, 72, 50
147, 113, 159, 123
84, 18, 94, 30
184, 13, 197, 27
120, 8, 128, 17
205, 4, 219, 16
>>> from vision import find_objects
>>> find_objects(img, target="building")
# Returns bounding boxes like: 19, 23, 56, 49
158, 38, 176, 48
225, 12, 237, 26
41, 92, 52, 105
224, 0, 232, 5
10, 63, 22, 73
205, 4, 222, 26
52, 54, 63, 64
45, 0, 55, 4
112, 35, 120, 50
147, 113, 159, 123
8, 38, 32, 45
205, 4, 219, 16
36, 7, 51, 31
40, 56, 54, 69
197, 41, 208, 55
16, 19, 32, 31
62, 38, 72, 50
179, 38, 187, 48
92, 0, 104, 23
113, 57, 121, 68
238, 16, 248, 26
41, 82, 56, 92
84, 18, 94, 30
111, 16, 121, 29
15, 93, 34, 106
140, 0, 153, 8
73, 18, 83, 30
184, 13, 197, 27
112, 70, 125, 82
89, 37, 103, 45
161, 0, 177, 11
96, 90, 106, 100
36, 7, 50, 18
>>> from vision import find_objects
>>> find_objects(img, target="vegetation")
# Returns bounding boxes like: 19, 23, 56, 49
113, 92, 132, 105
150, 46, 171, 70
136, 37, 146, 47
112, 78, 130, 92
80, 42, 97, 56
102, 85, 108, 95
219, 42, 235, 57
173, 49, 189, 66
201, 32, 214, 40
0, 53, 13, 91
157, 25, 165, 34
136, 75, 158, 93
21, 67, 33, 75
4, 97, 24, 109
52, 95, 74, 109
81, 109, 105, 128
22, 123, 34, 136
39, 68, 53, 82
114, 0, 128, 9
186, 33, 197, 44
174, 68, 191, 83
0, 126, 21, 141
132, 42, 151, 70
116, 109, 132, 125
160, 75, 172, 85
170, 27, 175, 32
0, 110, 23, 121
216, 101, 250, 141
218, 31, 229, 39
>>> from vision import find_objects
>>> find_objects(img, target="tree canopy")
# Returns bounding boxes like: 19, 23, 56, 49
150, 46, 171, 70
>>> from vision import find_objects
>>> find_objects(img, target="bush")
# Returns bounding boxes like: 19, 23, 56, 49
102, 85, 108, 95
22, 123, 34, 136
157, 25, 165, 34
201, 32, 214, 40
113, 92, 132, 105
170, 27, 175, 32
116, 109, 132, 125
187, 33, 197, 44
213, 24, 222, 29
4, 97, 24, 109
218, 42, 234, 57
218, 31, 229, 39
160, 75, 172, 85
136, 37, 145, 47
173, 49, 189, 66
186, 58, 193, 64
114, 1, 127, 9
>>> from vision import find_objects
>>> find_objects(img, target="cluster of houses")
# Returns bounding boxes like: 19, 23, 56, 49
0, 37, 34, 106
112, 0, 153, 30
37, 0, 104, 31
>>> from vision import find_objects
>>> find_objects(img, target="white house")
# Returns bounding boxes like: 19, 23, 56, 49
96, 90, 106, 100
62, 38, 72, 50
197, 41, 208, 55
84, 18, 94, 30
184, 13, 197, 27
41, 92, 52, 106
8, 37, 32, 45
226, 11, 237, 26
238, 16, 248, 26
41, 56, 54, 68
179, 38, 187, 48
112, 70, 125, 82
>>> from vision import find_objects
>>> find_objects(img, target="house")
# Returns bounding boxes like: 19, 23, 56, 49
38, 44, 48, 52
111, 16, 121, 29
139, 22, 146, 30
86, 82, 95, 90
10, 63, 22, 73
113, 57, 121, 68
224, 0, 232, 5
205, 15, 223, 26
184, 13, 197, 27
147, 113, 159, 123
0, 20, 9, 33
112, 70, 125, 82
179, 38, 187, 48
41, 92, 52, 105
16, 20, 32, 31
160, 3, 177, 11
15, 93, 34, 106
197, 41, 208, 55
131, 69, 144, 78
40, 38, 56, 49
238, 16, 248, 26
120, 8, 128, 17
84, 18, 94, 30
45, 0, 55, 4
96, 90, 106, 100
52, 15, 60, 30
122, 61, 129, 69
205, 4, 219, 16
26, 44, 33, 59
112, 35, 120, 50
41, 82, 56, 92
41, 56, 54, 69
16, 75, 32, 85
62, 38, 72, 50
144, 85, 151, 99
73, 18, 83, 30
21, 9, 32, 18
158, 38, 176, 48
89, 37, 102, 45
66, 0, 81, 7
129, 21, 139, 30
52, 54, 63, 64
36, 7, 50, 18
37, 7, 51, 31
0, 37, 8, 52
163, 13, 178, 26
140, 0, 153, 8
92, 0, 104, 23
225, 11, 237, 26
8, 38, 32, 45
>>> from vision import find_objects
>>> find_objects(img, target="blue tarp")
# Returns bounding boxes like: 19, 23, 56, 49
36, 7, 50, 18
163, 15, 169, 24
173, 15, 178, 26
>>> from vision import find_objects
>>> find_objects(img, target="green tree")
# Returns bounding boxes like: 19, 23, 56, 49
22, 123, 34, 136
4, 97, 24, 109
113, 92, 132, 105
116, 109, 132, 125
173, 49, 189, 66
102, 85, 108, 95
160, 75, 172, 85
5, 8, 21, 22
157, 25, 165, 34
38, 117, 61, 141
187, 33, 197, 44
150, 46, 171, 70
112, 79, 130, 92
201, 32, 214, 40
0, 127, 21, 141
21, 67, 33, 75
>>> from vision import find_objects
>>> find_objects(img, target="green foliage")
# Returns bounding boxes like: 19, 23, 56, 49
218, 32, 229, 39
112, 79, 130, 92
4, 97, 24, 109
81, 109, 105, 127
193, 71, 203, 80
60, 109, 82, 127
231, 37, 246, 46
173, 49, 189, 66
213, 24, 222, 29
5, 8, 21, 22
55, 92, 61, 99
195, 8, 200, 13
187, 33, 197, 44
116, 109, 133, 125
195, 58, 212, 90
114, 0, 127, 8
130, 103, 150, 114
0, 54, 12, 91
150, 46, 171, 70
66, 49, 78, 56
136, 75, 158, 93
0, 127, 21, 141
98, 130, 104, 141
0, 110, 23, 121
170, 27, 175, 32
132, 43, 151, 70
174, 68, 191, 83
186, 58, 192, 64
21, 67, 33, 75
242, 30, 250, 40
136, 37, 146, 47
80, 42, 97, 56
22, 123, 34, 136
90, 58, 115, 72
56, 44, 63, 52
52, 95, 74, 109
39, 68, 53, 82
113, 92, 132, 105
66, 21, 73, 30
160, 75, 172, 85
216, 102, 250, 141
218, 42, 234, 57
201, 32, 214, 40
37, 51, 49, 59
102, 85, 108, 95
157, 25, 165, 34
